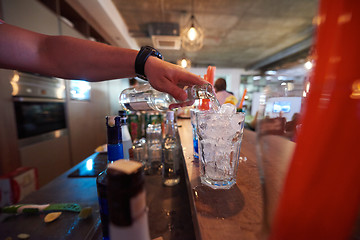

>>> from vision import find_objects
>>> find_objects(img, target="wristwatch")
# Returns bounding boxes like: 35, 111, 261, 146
135, 46, 163, 80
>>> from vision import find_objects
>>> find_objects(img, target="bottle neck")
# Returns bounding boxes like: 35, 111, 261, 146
164, 120, 176, 138
106, 116, 124, 162
190, 83, 214, 99
107, 126, 123, 162
107, 127, 122, 143
107, 116, 122, 144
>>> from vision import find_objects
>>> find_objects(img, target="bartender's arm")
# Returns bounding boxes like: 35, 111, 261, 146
0, 22, 206, 101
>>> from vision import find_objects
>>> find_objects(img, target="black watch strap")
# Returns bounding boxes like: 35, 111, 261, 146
135, 46, 163, 80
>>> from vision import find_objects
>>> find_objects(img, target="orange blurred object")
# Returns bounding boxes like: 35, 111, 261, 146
270, 0, 360, 239
206, 66, 216, 85
238, 88, 247, 109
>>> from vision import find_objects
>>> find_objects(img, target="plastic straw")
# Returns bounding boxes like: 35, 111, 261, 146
239, 88, 247, 109
206, 66, 216, 85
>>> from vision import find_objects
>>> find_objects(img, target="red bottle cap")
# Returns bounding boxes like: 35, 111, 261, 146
198, 99, 210, 111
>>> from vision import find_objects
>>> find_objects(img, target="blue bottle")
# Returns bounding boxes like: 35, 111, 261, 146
96, 116, 124, 240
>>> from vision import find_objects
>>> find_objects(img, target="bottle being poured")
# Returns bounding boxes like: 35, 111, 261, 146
119, 83, 220, 112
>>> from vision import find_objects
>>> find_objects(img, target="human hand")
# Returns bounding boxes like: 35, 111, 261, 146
169, 99, 195, 110
144, 56, 208, 101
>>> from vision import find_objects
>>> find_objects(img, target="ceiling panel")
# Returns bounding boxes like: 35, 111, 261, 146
111, 0, 318, 69
60, 0, 317, 69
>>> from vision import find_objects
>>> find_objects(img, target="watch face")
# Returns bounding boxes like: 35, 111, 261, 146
144, 46, 163, 60
153, 50, 163, 60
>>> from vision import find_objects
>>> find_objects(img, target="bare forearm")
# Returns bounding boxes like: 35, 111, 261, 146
38, 35, 138, 81
0, 23, 207, 101
0, 23, 137, 81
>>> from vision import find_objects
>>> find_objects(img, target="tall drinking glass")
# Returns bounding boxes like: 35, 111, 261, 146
196, 111, 245, 189
256, 82, 304, 238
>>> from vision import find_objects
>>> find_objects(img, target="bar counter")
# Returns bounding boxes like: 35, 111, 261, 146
0, 118, 295, 239
178, 119, 263, 240
0, 143, 195, 239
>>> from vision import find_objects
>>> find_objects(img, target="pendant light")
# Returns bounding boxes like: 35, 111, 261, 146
177, 56, 192, 69
181, 0, 203, 52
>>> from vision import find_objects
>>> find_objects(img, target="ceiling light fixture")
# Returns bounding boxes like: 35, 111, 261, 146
265, 70, 277, 75
177, 57, 192, 69
304, 60, 313, 70
181, 0, 203, 52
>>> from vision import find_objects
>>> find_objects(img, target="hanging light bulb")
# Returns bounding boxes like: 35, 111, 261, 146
181, 0, 204, 52
182, 16, 203, 51
187, 25, 198, 41
177, 57, 192, 69
304, 60, 313, 70
181, 58, 188, 68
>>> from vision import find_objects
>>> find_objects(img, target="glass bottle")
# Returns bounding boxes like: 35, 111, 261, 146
96, 116, 124, 240
146, 123, 162, 175
119, 83, 220, 112
162, 111, 180, 186
118, 110, 133, 159
107, 160, 150, 240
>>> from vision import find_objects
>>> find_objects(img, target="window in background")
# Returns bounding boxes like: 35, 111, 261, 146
273, 101, 291, 113
70, 80, 91, 101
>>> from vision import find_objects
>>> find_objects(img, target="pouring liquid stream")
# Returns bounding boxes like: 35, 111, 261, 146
206, 90, 221, 112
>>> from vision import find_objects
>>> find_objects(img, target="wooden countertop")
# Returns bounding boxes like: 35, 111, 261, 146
0, 152, 196, 240
0, 154, 102, 240
177, 119, 267, 240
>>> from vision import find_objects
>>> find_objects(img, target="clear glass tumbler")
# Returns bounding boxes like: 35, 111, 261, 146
196, 111, 245, 189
